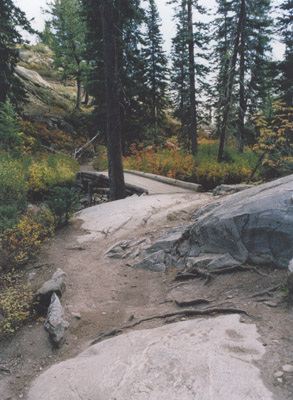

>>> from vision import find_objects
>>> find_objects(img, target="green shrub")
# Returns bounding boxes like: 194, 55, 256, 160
0, 100, 23, 155
46, 186, 79, 227
0, 205, 19, 234
93, 145, 108, 171
28, 153, 79, 196
193, 161, 251, 190
0, 153, 28, 210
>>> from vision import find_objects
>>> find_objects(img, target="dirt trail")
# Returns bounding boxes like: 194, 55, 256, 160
0, 190, 292, 399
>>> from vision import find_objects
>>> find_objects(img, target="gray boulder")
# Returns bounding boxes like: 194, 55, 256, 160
44, 293, 69, 348
27, 315, 273, 400
135, 250, 166, 272
34, 268, 66, 312
151, 226, 188, 253
190, 175, 293, 268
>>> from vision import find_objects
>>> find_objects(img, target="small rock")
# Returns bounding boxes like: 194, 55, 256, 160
277, 378, 283, 383
274, 371, 284, 378
71, 312, 81, 320
105, 240, 130, 257
282, 364, 293, 373
28, 272, 37, 281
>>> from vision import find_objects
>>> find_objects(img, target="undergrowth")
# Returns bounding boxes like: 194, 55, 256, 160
0, 271, 34, 338
123, 138, 258, 190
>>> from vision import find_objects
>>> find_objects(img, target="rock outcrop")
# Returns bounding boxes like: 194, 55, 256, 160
190, 174, 293, 268
27, 315, 273, 400
128, 175, 293, 272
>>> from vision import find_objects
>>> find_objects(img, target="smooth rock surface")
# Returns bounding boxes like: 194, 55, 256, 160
27, 314, 273, 400
15, 65, 51, 88
190, 174, 293, 268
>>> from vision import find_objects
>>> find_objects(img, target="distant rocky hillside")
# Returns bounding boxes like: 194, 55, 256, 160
15, 44, 79, 133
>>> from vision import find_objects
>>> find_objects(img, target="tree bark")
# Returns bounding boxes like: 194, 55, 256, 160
237, 10, 246, 153
76, 74, 82, 109
101, 0, 126, 200
218, 0, 246, 162
187, 0, 197, 155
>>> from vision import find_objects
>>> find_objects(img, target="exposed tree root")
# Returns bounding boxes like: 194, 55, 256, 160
175, 267, 211, 284
175, 299, 211, 307
210, 265, 252, 275
90, 307, 249, 346
250, 284, 283, 298
66, 247, 86, 251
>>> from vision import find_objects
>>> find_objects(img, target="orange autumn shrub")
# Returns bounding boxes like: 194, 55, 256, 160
124, 140, 195, 181
124, 138, 257, 190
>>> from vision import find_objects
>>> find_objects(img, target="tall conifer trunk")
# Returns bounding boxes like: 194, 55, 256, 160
101, 0, 125, 200
218, 0, 246, 162
237, 9, 246, 153
187, 0, 197, 155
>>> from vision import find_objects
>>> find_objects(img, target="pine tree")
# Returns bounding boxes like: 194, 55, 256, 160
170, 2, 189, 137
0, 0, 34, 105
237, 0, 273, 152
170, 0, 210, 153
45, 0, 87, 109
100, 0, 125, 200
214, 0, 273, 161
279, 0, 293, 106
81, 0, 146, 150
142, 0, 168, 143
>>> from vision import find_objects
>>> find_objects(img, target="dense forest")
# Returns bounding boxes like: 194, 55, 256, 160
0, 0, 292, 335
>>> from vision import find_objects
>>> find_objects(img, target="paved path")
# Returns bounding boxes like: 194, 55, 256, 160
79, 165, 200, 195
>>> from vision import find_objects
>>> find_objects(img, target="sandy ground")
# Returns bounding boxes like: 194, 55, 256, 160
0, 190, 292, 399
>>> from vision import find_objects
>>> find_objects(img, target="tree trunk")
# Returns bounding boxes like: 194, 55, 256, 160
187, 0, 197, 155
76, 74, 82, 109
237, 11, 246, 153
218, 0, 246, 162
101, 0, 126, 201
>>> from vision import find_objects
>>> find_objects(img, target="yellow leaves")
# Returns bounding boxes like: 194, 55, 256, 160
1, 209, 55, 267
0, 272, 33, 338
28, 154, 78, 193
253, 103, 293, 177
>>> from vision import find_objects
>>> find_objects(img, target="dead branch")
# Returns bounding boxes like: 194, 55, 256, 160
73, 132, 100, 159
90, 307, 249, 346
